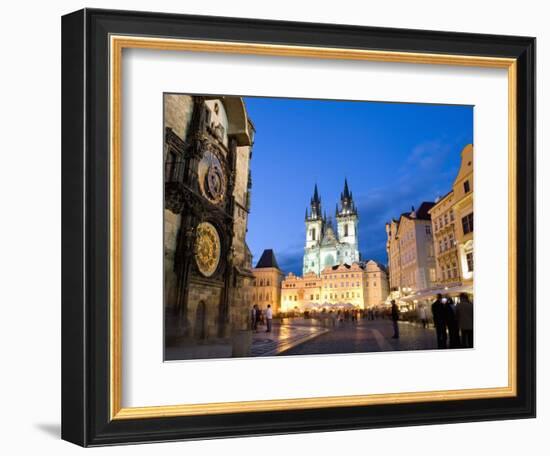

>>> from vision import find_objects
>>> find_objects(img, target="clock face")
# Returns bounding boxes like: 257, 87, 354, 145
194, 222, 221, 277
198, 150, 226, 204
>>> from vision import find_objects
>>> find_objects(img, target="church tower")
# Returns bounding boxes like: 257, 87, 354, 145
304, 184, 324, 274
336, 179, 360, 263
305, 184, 323, 249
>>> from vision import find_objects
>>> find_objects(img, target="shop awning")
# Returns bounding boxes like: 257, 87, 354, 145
398, 283, 473, 303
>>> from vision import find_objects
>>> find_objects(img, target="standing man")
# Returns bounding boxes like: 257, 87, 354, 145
431, 294, 447, 349
444, 296, 461, 348
265, 304, 273, 333
456, 293, 474, 348
251, 304, 258, 332
391, 300, 400, 339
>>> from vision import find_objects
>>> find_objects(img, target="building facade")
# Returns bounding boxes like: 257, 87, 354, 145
385, 202, 436, 295
385, 218, 402, 292
281, 261, 389, 312
251, 249, 284, 315
429, 191, 460, 285
451, 144, 474, 284
303, 180, 360, 275
428, 144, 474, 287
163, 94, 255, 350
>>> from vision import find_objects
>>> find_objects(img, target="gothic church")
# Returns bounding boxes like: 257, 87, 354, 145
303, 180, 360, 275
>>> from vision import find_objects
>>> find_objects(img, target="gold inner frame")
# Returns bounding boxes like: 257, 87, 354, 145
109, 35, 517, 420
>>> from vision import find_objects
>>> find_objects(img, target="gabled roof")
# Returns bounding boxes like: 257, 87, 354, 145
255, 249, 280, 269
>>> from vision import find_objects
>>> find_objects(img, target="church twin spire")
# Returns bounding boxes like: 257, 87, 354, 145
306, 179, 358, 221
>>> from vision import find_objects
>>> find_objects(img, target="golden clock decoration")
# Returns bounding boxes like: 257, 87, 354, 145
194, 222, 221, 277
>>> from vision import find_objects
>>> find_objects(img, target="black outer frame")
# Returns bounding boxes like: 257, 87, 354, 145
61, 8, 536, 447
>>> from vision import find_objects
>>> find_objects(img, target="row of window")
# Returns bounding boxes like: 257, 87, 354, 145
284, 291, 362, 302
438, 233, 456, 253
254, 279, 272, 287
253, 292, 272, 301
434, 209, 455, 231
324, 282, 361, 289
440, 262, 459, 280
323, 272, 362, 278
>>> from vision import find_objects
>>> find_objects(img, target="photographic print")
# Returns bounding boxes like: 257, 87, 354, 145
163, 94, 474, 361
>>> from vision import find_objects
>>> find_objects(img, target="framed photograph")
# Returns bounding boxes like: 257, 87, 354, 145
61, 8, 536, 446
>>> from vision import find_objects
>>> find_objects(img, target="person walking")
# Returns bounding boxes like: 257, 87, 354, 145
418, 304, 428, 328
265, 304, 273, 333
431, 294, 447, 349
444, 296, 461, 348
391, 300, 400, 339
456, 293, 474, 348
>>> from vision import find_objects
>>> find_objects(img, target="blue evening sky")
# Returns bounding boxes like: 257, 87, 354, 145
243, 96, 473, 276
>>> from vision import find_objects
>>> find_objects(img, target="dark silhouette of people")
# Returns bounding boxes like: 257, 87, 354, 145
431, 294, 447, 349
251, 304, 259, 332
391, 300, 399, 339
444, 295, 461, 348
456, 293, 474, 348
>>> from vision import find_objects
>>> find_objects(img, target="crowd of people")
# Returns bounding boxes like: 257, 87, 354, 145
390, 294, 473, 348
430, 293, 473, 349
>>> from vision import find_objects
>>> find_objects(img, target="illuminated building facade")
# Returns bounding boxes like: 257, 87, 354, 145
281, 261, 389, 312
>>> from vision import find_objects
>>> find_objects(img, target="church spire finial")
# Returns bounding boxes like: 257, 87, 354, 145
343, 178, 350, 199
313, 183, 320, 203
336, 178, 357, 217
308, 183, 322, 220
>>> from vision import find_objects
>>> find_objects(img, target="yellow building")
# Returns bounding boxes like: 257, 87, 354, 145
251, 249, 284, 315
427, 144, 473, 287
280, 261, 388, 312
429, 191, 460, 285
385, 202, 436, 296
452, 144, 474, 284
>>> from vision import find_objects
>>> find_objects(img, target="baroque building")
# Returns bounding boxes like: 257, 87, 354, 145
429, 144, 474, 286
251, 249, 284, 315
385, 202, 436, 295
303, 180, 360, 275
281, 261, 389, 312
163, 94, 255, 353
